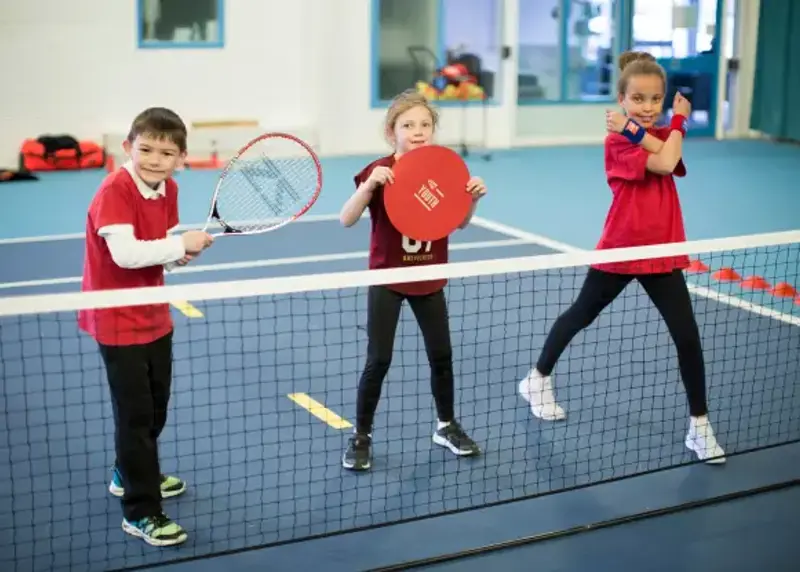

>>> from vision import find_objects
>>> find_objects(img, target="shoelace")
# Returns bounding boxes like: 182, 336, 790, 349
140, 513, 172, 533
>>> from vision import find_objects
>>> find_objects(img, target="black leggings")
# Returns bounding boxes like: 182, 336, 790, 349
536, 268, 708, 417
356, 285, 455, 434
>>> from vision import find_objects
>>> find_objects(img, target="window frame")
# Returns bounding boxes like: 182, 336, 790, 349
136, 0, 226, 50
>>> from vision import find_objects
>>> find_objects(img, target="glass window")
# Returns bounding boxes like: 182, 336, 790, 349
517, 0, 617, 103
564, 0, 615, 101
138, 0, 224, 49
373, 0, 498, 104
375, 0, 440, 102
518, 0, 562, 102
440, 0, 501, 101
632, 0, 681, 58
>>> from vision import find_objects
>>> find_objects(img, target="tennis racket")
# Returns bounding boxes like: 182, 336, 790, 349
202, 132, 322, 236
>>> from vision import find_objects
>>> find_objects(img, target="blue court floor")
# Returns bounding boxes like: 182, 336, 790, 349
1, 139, 799, 571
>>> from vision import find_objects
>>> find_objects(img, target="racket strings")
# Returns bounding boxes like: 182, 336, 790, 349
215, 137, 320, 233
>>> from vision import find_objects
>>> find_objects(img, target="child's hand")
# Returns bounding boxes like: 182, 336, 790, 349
673, 91, 692, 117
466, 177, 486, 201
182, 230, 214, 255
605, 109, 628, 134
175, 253, 196, 266
366, 166, 394, 189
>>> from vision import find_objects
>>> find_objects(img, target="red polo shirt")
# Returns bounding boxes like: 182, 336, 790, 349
78, 168, 179, 346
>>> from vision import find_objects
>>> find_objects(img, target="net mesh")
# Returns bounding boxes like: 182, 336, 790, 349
2, 231, 800, 571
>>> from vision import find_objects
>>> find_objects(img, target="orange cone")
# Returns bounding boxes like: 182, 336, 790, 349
771, 282, 798, 298
686, 259, 709, 273
740, 276, 770, 290
712, 268, 741, 282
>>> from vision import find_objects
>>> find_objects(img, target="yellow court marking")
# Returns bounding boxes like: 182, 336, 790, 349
287, 393, 353, 430
171, 301, 204, 318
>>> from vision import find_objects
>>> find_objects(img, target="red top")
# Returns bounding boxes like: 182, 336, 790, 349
355, 155, 448, 296
592, 127, 690, 275
78, 168, 179, 346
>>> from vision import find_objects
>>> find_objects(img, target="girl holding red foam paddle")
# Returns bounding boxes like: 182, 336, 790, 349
339, 90, 486, 471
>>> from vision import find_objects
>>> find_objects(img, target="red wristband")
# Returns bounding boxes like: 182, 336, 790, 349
670, 114, 688, 137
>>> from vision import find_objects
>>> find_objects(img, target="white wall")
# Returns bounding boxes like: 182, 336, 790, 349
0, 0, 447, 166
0, 0, 319, 167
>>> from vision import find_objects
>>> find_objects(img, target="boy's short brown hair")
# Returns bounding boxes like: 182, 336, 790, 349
126, 107, 188, 153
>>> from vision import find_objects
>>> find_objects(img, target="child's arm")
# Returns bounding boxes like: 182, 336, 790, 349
163, 225, 196, 272
458, 177, 487, 228
102, 226, 210, 269
340, 166, 393, 227
643, 131, 684, 175
608, 112, 684, 174
607, 93, 691, 175
638, 133, 665, 154
340, 183, 376, 227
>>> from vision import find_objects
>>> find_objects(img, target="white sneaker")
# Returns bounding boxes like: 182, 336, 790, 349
685, 416, 726, 464
518, 369, 566, 421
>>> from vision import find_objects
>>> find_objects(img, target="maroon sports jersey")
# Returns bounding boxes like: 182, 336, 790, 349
354, 155, 448, 296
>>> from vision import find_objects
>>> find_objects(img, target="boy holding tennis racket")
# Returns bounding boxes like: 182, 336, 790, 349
78, 107, 213, 546
339, 90, 486, 471
518, 52, 725, 464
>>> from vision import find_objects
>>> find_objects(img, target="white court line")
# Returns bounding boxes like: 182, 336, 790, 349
0, 238, 535, 291
471, 216, 584, 253
470, 216, 800, 328
685, 284, 800, 328
0, 213, 344, 245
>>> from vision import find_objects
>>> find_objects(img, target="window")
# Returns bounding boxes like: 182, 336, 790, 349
518, 0, 617, 104
632, 0, 680, 57
564, 0, 615, 101
372, 0, 500, 106
138, 0, 224, 49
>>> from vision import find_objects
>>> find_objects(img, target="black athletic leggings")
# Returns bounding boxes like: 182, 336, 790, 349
536, 268, 708, 417
356, 285, 455, 434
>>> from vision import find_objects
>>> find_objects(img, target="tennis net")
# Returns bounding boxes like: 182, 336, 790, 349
2, 230, 800, 571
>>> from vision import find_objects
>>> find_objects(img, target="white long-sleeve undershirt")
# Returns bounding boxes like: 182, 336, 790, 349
99, 224, 185, 270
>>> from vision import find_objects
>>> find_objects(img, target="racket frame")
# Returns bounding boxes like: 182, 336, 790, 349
202, 132, 322, 236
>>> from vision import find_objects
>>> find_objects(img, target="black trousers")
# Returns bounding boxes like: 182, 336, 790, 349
99, 331, 173, 521
356, 286, 455, 434
536, 268, 708, 417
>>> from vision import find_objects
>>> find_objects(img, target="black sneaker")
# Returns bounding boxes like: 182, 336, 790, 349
433, 421, 480, 456
342, 433, 372, 471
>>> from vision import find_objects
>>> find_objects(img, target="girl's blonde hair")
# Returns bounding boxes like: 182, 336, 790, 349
617, 50, 666, 95
384, 89, 439, 138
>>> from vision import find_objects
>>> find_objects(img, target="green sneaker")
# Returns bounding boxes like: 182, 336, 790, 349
122, 513, 188, 547
109, 467, 187, 499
